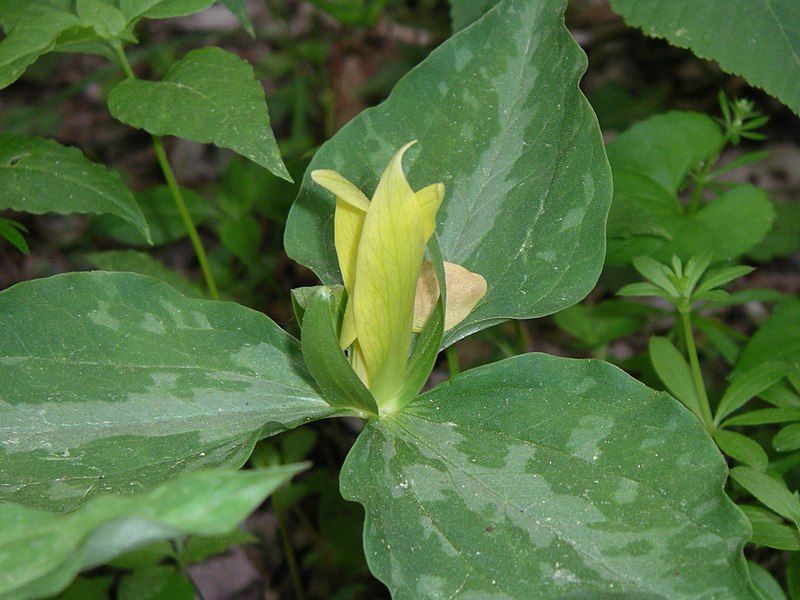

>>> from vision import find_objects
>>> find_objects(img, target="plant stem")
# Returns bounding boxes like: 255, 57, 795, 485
151, 136, 220, 299
110, 43, 220, 300
678, 309, 713, 431
446, 344, 460, 377
272, 495, 306, 600
514, 319, 532, 354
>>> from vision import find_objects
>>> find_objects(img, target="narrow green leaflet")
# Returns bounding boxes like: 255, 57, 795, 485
606, 111, 775, 265
0, 465, 303, 600
108, 47, 290, 181
285, 0, 611, 347
609, 0, 800, 117
0, 272, 332, 512
342, 354, 752, 598
0, 134, 151, 242
84, 250, 205, 298
741, 505, 800, 551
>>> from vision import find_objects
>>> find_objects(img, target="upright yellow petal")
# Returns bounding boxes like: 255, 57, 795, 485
311, 169, 369, 350
352, 141, 425, 405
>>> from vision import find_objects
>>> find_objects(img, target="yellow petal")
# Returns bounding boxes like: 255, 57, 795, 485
413, 261, 487, 332
311, 170, 370, 350
352, 141, 425, 404
415, 182, 445, 241
311, 169, 369, 211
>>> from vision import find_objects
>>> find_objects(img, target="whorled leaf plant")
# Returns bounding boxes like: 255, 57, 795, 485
0, 0, 757, 598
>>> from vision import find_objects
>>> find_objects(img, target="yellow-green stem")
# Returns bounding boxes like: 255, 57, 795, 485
111, 43, 219, 300
679, 309, 713, 430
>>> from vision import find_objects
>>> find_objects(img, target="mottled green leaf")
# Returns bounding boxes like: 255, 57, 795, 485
0, 134, 151, 242
0, 465, 303, 600
285, 0, 611, 347
448, 0, 501, 31
0, 272, 332, 511
84, 250, 205, 298
606, 111, 774, 265
342, 354, 752, 598
108, 47, 290, 180
609, 0, 800, 117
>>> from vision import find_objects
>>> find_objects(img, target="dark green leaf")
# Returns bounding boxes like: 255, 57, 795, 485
724, 408, 800, 427
736, 301, 800, 374
0, 272, 332, 511
606, 112, 774, 265
740, 505, 800, 551
141, 0, 214, 19
749, 201, 800, 262
775, 424, 800, 453
0, 134, 151, 242
553, 300, 650, 348
108, 47, 290, 181
342, 353, 752, 598
0, 2, 82, 89
0, 217, 30, 254
714, 429, 768, 470
609, 0, 800, 117
118, 567, 194, 600
716, 362, 790, 425
0, 466, 303, 599
748, 561, 787, 600
285, 0, 611, 347
730, 467, 800, 527
89, 185, 214, 246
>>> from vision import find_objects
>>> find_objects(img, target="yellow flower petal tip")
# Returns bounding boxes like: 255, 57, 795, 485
311, 169, 370, 211
312, 141, 448, 411
413, 261, 488, 332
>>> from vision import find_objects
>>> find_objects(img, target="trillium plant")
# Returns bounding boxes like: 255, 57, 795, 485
2, 0, 799, 598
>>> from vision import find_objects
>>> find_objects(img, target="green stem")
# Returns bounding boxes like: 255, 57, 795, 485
688, 146, 725, 213
514, 320, 532, 354
679, 309, 713, 430
110, 43, 219, 300
151, 137, 220, 300
272, 495, 306, 600
446, 344, 460, 377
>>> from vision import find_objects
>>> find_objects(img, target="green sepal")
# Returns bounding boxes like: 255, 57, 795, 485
300, 287, 379, 417
393, 237, 446, 411
291, 284, 344, 329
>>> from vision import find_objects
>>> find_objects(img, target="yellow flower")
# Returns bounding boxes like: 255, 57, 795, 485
312, 141, 486, 413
